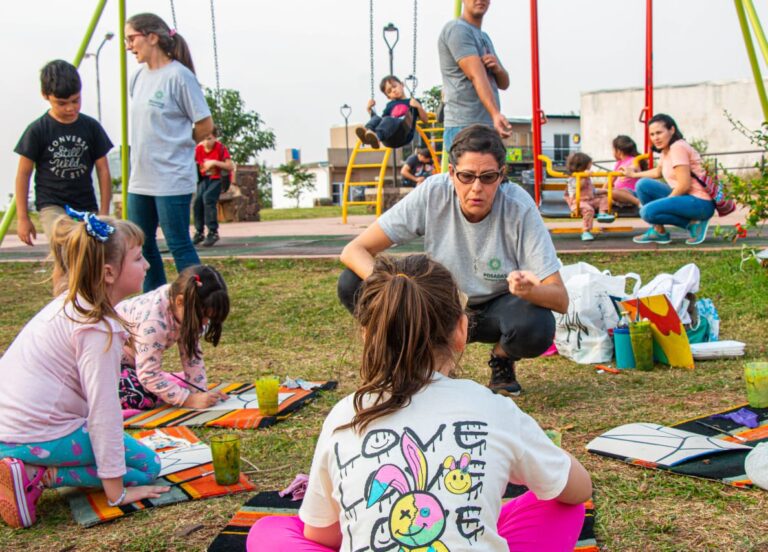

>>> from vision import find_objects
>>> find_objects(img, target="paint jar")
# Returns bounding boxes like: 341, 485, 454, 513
744, 362, 768, 408
544, 429, 562, 448
629, 321, 654, 371
613, 327, 635, 369
210, 434, 241, 486
255, 376, 280, 416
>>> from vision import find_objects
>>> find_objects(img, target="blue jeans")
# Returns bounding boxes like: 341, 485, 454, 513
128, 193, 200, 292
635, 178, 715, 230
0, 425, 160, 488
365, 114, 402, 142
443, 126, 464, 157
193, 177, 221, 234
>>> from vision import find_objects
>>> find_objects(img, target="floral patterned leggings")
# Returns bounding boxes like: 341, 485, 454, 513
0, 425, 160, 488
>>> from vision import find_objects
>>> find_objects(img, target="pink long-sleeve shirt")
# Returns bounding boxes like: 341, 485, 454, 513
0, 295, 128, 479
116, 284, 206, 406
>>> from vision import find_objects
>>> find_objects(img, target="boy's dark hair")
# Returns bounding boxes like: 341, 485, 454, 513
338, 254, 465, 434
210, 125, 219, 138
449, 124, 507, 170
648, 113, 684, 152
379, 75, 402, 94
566, 152, 592, 174
612, 135, 648, 170
417, 147, 431, 158
41, 60, 81, 98
170, 265, 229, 359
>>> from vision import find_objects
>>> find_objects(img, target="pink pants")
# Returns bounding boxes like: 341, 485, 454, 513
245, 491, 585, 552
567, 195, 609, 231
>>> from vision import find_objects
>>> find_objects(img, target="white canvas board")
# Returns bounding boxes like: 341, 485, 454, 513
157, 443, 213, 476
200, 392, 295, 411
587, 423, 751, 467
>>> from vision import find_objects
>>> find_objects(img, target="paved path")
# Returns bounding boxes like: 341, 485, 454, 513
2, 208, 764, 262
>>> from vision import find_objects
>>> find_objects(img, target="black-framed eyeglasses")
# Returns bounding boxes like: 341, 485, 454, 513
124, 33, 145, 45
454, 170, 504, 185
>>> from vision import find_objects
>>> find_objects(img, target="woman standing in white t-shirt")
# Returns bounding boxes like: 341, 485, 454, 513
624, 113, 715, 246
247, 255, 592, 552
124, 13, 214, 291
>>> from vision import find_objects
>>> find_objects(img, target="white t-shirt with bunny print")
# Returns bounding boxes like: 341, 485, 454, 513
299, 373, 571, 551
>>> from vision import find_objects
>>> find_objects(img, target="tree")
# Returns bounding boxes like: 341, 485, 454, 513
277, 161, 316, 208
419, 85, 442, 115
205, 88, 276, 164
256, 161, 273, 209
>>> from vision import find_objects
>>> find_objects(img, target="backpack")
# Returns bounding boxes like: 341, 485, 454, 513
691, 171, 736, 217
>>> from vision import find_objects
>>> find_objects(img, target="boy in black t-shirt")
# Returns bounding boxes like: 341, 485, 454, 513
14, 60, 113, 245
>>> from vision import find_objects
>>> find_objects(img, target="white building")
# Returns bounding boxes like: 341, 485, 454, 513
270, 162, 332, 209
580, 79, 766, 171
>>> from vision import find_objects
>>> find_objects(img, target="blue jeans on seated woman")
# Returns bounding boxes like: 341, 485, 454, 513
635, 178, 715, 230
128, 192, 201, 292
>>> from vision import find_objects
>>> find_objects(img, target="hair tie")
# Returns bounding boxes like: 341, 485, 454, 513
65, 206, 115, 243
169, 28, 177, 37
395, 273, 411, 280
193, 274, 203, 287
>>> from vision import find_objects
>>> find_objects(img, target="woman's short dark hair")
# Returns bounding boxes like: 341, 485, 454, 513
648, 113, 684, 152
40, 60, 81, 98
449, 124, 507, 169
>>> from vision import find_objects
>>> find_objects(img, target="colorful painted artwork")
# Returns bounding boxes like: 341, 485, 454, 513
620, 294, 694, 369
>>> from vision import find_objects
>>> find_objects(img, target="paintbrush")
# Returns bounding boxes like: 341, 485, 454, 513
169, 372, 211, 394
168, 470, 216, 487
694, 420, 749, 443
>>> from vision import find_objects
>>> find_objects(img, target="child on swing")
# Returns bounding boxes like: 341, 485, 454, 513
0, 210, 169, 529
565, 152, 615, 242
355, 75, 428, 149
247, 255, 592, 551
117, 265, 230, 410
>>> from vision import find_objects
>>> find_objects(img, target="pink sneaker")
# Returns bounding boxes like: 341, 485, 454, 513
0, 458, 45, 528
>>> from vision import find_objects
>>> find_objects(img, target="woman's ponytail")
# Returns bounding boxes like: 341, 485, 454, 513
127, 13, 196, 74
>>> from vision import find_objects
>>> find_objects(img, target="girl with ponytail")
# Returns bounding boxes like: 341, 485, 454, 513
0, 212, 168, 529
247, 254, 593, 552
124, 13, 214, 292
117, 265, 230, 410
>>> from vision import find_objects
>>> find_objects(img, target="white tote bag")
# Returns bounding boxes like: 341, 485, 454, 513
555, 263, 641, 364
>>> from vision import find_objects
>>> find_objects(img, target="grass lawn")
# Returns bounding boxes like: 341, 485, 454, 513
1, 251, 767, 551
258, 205, 368, 221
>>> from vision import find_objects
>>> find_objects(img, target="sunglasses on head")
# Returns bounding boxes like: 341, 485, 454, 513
453, 170, 504, 185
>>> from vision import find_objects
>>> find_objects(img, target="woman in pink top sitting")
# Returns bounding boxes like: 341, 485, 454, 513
623, 114, 715, 245
610, 135, 645, 207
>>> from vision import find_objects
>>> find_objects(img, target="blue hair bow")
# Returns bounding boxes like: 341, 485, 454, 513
65, 206, 115, 243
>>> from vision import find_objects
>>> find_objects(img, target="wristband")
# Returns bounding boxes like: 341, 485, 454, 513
107, 487, 127, 507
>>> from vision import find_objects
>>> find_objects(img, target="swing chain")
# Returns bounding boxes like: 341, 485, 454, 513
369, 0, 375, 100
169, 0, 178, 30
210, 0, 221, 97
410, 0, 418, 95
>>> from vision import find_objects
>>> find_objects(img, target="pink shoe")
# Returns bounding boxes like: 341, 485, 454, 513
0, 458, 45, 528
540, 343, 558, 357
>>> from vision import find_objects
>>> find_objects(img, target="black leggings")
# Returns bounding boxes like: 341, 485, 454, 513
337, 269, 554, 361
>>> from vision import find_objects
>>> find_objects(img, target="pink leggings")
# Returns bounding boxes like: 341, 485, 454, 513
246, 491, 585, 552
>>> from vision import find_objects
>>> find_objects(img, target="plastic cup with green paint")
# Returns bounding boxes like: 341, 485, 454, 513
210, 434, 241, 486
629, 321, 654, 371
255, 376, 280, 416
744, 362, 768, 408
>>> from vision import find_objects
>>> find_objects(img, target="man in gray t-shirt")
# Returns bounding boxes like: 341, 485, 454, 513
338, 125, 567, 396
438, 0, 512, 153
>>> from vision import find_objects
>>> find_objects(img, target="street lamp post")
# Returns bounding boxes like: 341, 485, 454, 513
340, 104, 352, 167
84, 32, 114, 122
382, 23, 400, 187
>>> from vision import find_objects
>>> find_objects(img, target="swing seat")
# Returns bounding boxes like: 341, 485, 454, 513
381, 108, 418, 149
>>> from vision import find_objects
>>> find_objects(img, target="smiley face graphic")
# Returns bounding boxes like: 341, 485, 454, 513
388, 492, 446, 548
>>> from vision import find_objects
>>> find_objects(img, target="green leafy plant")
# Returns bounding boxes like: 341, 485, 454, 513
205, 88, 276, 164
418, 85, 442, 115
722, 114, 768, 235
277, 161, 316, 208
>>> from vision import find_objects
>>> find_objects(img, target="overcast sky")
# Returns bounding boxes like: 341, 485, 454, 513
2, 0, 767, 205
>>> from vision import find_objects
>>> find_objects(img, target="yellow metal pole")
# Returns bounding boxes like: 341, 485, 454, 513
735, 0, 768, 120
744, 0, 768, 68
119, 0, 129, 219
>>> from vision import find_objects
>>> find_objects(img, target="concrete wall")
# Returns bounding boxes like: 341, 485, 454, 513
271, 165, 331, 209
580, 80, 766, 171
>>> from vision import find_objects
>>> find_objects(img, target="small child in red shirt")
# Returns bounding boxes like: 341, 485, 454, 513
193, 126, 233, 247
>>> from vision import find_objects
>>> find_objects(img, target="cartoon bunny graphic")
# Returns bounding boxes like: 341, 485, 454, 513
365, 428, 449, 552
